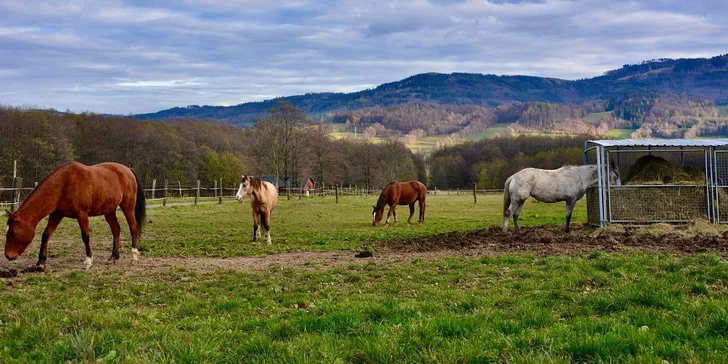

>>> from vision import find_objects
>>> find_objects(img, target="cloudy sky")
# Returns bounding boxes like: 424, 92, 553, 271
0, 0, 726, 114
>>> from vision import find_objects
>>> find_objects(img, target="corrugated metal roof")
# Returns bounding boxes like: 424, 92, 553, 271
588, 139, 728, 148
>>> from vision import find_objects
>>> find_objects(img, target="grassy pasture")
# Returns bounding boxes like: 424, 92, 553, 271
2, 195, 728, 362
584, 111, 612, 124
1, 194, 574, 258
605, 128, 636, 139
718, 105, 728, 117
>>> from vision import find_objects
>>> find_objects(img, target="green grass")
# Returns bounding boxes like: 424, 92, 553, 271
4, 195, 728, 362
2, 194, 581, 258
605, 129, 636, 139
2, 253, 728, 362
584, 111, 612, 124
719, 105, 728, 117
465, 123, 510, 141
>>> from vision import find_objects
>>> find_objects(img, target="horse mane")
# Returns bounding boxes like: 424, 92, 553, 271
375, 193, 386, 212
248, 176, 264, 190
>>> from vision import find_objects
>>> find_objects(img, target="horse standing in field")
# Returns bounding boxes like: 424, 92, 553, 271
4, 162, 146, 270
503, 162, 621, 233
301, 176, 315, 197
236, 175, 278, 244
372, 181, 427, 226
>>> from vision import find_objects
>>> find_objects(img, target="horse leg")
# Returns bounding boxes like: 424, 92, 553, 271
512, 200, 526, 234
37, 213, 62, 269
77, 213, 93, 270
121, 207, 140, 261
565, 198, 577, 233
385, 205, 393, 225
105, 212, 121, 262
407, 203, 415, 225
252, 210, 261, 242
503, 199, 524, 233
392, 204, 399, 225
419, 199, 425, 224
262, 212, 272, 245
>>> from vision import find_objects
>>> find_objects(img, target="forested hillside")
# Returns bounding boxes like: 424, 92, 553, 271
0, 106, 424, 195
136, 55, 728, 129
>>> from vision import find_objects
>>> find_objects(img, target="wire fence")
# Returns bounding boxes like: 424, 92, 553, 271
0, 177, 505, 215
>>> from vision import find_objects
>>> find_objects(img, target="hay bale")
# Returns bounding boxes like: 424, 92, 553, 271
623, 155, 704, 185
682, 218, 721, 237
635, 222, 678, 237
609, 186, 708, 222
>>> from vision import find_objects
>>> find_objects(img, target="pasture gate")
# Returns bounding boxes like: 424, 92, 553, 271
585, 139, 728, 226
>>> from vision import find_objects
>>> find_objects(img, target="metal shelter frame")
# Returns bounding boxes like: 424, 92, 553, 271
585, 139, 728, 227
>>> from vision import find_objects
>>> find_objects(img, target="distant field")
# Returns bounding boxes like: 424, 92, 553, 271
604, 129, 636, 139
584, 111, 612, 124
465, 123, 509, 141
719, 105, 728, 117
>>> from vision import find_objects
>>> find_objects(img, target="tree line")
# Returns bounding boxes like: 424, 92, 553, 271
429, 135, 590, 190
0, 105, 424, 198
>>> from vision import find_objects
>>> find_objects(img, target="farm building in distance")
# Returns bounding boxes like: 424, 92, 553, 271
585, 139, 728, 226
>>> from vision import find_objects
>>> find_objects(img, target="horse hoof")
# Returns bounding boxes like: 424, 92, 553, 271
84, 256, 93, 270
132, 248, 140, 262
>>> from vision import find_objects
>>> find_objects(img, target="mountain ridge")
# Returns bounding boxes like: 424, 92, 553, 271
134, 54, 728, 125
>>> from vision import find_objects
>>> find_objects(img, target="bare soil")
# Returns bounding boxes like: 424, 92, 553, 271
1, 225, 727, 277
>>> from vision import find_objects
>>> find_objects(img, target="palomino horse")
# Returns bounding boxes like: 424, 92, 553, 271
372, 181, 427, 226
236, 175, 278, 244
4, 162, 145, 270
503, 162, 621, 233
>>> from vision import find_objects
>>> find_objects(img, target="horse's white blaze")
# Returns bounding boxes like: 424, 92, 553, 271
84, 256, 93, 269
235, 183, 244, 201
5, 225, 8, 233
132, 248, 139, 261
372, 212, 376, 223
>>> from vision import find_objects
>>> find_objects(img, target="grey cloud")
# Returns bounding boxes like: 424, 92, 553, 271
0, 0, 726, 114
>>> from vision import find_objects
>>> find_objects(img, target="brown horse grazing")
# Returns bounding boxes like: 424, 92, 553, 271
4, 162, 146, 270
372, 181, 427, 226
236, 175, 278, 244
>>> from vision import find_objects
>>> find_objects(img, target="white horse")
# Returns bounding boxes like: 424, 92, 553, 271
235, 175, 279, 244
502, 162, 621, 233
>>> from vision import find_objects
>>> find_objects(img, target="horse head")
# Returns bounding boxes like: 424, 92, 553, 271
4, 210, 35, 261
236, 175, 251, 201
372, 205, 384, 226
609, 160, 622, 186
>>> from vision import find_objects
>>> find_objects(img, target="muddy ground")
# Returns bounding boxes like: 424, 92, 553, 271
1, 224, 727, 277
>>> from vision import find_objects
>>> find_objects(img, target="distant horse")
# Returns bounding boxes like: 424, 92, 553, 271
236, 175, 278, 244
372, 181, 427, 226
4, 162, 145, 270
301, 176, 315, 197
503, 162, 621, 233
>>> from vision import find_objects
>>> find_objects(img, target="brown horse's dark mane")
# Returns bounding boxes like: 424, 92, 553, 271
375, 182, 397, 212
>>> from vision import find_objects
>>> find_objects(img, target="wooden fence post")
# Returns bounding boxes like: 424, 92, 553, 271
10, 177, 18, 212
151, 179, 157, 200
178, 181, 183, 198
195, 180, 200, 205
219, 178, 223, 204
473, 183, 477, 204
335, 184, 339, 204
163, 179, 168, 207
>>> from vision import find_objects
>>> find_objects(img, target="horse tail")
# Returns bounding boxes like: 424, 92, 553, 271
131, 168, 146, 232
503, 176, 513, 215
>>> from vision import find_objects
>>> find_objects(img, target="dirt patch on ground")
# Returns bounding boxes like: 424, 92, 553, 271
387, 224, 728, 256
1, 224, 727, 277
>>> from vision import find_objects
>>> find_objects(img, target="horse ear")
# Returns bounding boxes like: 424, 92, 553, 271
5, 210, 16, 220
